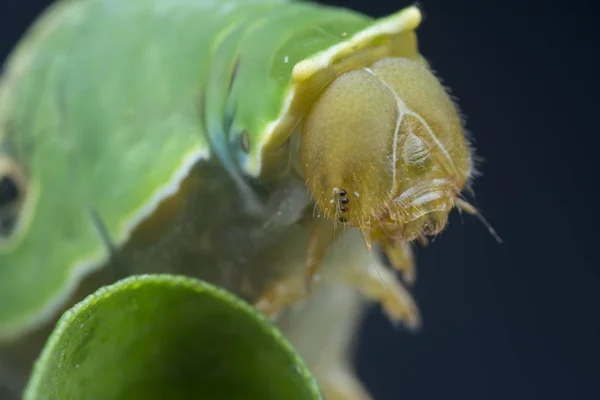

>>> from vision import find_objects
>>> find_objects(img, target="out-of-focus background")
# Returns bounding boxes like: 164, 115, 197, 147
1, 0, 598, 399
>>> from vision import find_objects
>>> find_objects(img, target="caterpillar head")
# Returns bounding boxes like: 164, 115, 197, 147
301, 57, 473, 247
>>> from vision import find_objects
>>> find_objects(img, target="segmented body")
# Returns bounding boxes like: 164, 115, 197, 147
0, 1, 480, 398
0, 0, 383, 330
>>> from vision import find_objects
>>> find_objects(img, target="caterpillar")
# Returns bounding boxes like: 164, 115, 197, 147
0, 0, 497, 398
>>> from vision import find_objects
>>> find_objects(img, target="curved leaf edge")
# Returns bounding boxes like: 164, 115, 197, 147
22, 273, 323, 399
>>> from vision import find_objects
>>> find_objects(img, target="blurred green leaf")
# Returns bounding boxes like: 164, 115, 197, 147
24, 274, 322, 400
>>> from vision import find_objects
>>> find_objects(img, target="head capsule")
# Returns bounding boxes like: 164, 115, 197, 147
300, 57, 473, 246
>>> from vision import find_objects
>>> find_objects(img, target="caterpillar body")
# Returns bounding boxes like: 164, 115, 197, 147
0, 0, 495, 398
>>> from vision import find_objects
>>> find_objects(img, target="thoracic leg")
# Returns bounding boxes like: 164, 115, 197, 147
276, 283, 372, 400
256, 220, 420, 327
319, 230, 421, 331
382, 240, 416, 285
254, 217, 341, 317
275, 228, 420, 399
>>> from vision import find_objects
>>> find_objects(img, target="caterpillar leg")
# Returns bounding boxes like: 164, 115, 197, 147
318, 367, 373, 400
320, 232, 420, 330
254, 218, 341, 317
253, 275, 305, 318
276, 282, 372, 400
339, 255, 421, 330
381, 240, 416, 286
256, 223, 420, 330
275, 229, 419, 399
310, 227, 420, 330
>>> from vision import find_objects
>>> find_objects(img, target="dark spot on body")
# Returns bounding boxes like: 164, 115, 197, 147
0, 176, 18, 207
241, 131, 250, 153
339, 189, 346, 197
0, 156, 27, 239
338, 217, 347, 223
341, 197, 349, 204
229, 59, 240, 94
340, 206, 347, 212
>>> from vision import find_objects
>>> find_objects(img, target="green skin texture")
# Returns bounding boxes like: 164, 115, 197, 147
23, 275, 322, 400
0, 0, 378, 337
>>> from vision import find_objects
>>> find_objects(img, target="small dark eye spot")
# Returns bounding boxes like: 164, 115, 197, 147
339, 189, 346, 197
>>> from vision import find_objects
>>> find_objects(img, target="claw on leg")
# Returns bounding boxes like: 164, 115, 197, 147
382, 240, 416, 285
342, 258, 421, 331
254, 275, 305, 319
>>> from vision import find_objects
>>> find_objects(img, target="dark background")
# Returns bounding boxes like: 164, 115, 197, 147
1, 1, 598, 399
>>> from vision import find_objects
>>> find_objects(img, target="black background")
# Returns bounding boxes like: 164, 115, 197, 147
1, 1, 598, 399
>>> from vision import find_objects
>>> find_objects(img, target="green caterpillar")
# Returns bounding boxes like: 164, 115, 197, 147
0, 0, 492, 397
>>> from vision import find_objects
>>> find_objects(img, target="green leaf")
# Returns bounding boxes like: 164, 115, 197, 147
23, 274, 322, 400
